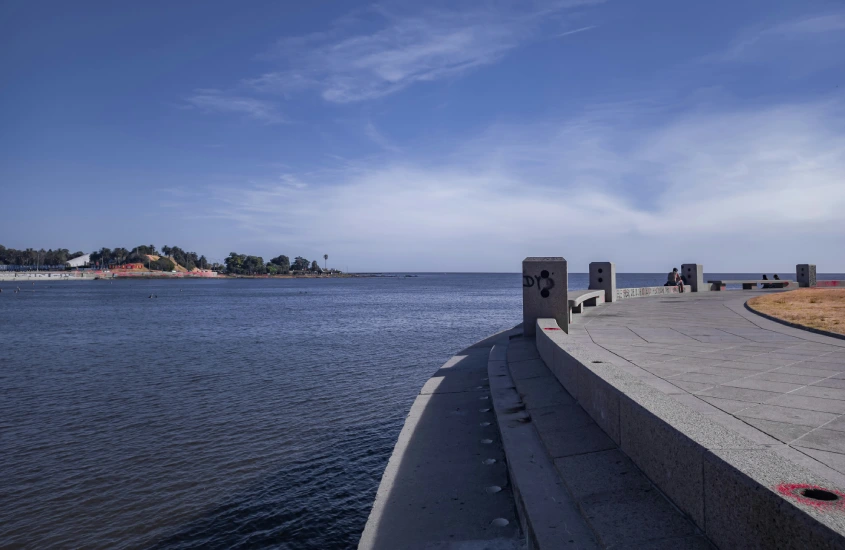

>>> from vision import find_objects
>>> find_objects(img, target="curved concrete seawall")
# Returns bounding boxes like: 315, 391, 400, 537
362, 259, 845, 548
532, 289, 845, 548
358, 328, 524, 550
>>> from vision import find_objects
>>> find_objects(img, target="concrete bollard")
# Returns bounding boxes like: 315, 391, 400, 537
796, 264, 816, 288
681, 264, 707, 292
589, 262, 616, 303
523, 257, 568, 336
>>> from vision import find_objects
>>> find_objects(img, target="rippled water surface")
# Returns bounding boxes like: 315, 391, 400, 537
1, 275, 524, 549
3, 272, 838, 548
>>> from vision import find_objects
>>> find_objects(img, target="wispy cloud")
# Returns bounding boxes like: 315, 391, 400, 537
557, 25, 596, 37
279, 173, 308, 189
202, 98, 845, 271
364, 122, 402, 153
244, 1, 604, 103
769, 13, 845, 35
711, 11, 845, 69
184, 89, 286, 123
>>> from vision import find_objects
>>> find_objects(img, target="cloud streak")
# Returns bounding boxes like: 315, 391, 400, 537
711, 11, 845, 68
246, 1, 603, 103
184, 89, 286, 124
557, 25, 596, 37
364, 122, 402, 153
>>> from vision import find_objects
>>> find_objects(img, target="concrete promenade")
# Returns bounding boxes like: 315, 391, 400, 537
361, 258, 845, 548
574, 290, 845, 483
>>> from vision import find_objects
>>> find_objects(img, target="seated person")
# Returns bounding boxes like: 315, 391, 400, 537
761, 274, 770, 289
665, 267, 685, 292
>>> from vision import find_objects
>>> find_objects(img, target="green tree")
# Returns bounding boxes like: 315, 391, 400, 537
112, 248, 129, 265
225, 252, 246, 273
150, 257, 175, 271
243, 255, 266, 274
291, 256, 309, 271
269, 255, 290, 273
132, 244, 157, 256
90, 247, 113, 267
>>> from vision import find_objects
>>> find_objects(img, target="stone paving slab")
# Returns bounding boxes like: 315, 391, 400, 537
575, 290, 845, 482
507, 357, 551, 380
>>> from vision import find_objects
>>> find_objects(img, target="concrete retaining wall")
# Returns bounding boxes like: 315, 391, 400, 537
534, 318, 845, 549
817, 281, 845, 288
616, 285, 683, 300
0, 272, 95, 281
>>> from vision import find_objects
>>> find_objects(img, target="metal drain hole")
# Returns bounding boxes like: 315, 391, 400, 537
800, 488, 839, 501
591, 361, 603, 364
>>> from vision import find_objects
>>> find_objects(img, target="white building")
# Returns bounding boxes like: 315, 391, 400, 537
66, 254, 91, 268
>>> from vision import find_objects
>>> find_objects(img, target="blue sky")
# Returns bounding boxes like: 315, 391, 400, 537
2, 0, 844, 272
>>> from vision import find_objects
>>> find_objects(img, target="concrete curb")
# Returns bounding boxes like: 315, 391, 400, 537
744, 300, 845, 342
488, 342, 600, 549
358, 329, 524, 550
535, 319, 845, 549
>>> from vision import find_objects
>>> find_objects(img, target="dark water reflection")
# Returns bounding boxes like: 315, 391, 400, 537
0, 275, 522, 549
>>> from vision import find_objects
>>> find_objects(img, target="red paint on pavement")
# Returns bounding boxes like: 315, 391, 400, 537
543, 327, 562, 331
776, 483, 845, 511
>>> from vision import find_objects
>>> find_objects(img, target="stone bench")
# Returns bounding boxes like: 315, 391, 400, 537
707, 279, 796, 291
568, 289, 604, 321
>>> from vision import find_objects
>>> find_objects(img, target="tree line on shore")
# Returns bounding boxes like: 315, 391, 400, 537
224, 253, 332, 275
0, 244, 335, 275
0, 246, 86, 267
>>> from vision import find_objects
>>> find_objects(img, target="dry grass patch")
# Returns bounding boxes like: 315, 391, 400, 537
748, 289, 845, 336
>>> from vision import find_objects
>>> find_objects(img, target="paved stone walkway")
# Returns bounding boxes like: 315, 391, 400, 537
573, 290, 845, 485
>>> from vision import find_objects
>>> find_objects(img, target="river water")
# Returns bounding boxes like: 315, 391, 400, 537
1, 272, 839, 549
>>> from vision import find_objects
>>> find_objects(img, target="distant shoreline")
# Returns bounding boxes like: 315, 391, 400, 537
0, 271, 419, 282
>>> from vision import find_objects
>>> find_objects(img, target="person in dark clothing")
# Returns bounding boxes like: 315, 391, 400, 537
665, 267, 685, 292
762, 274, 770, 289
